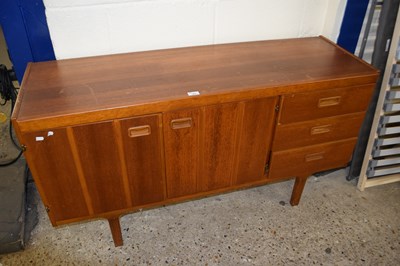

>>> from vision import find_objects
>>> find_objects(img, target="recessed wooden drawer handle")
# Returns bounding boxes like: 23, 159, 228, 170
305, 152, 325, 162
310, 124, 332, 135
171, 118, 192, 129
128, 125, 151, 137
318, 96, 341, 107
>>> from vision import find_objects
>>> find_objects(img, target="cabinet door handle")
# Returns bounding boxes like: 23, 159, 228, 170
310, 124, 332, 135
128, 125, 151, 137
318, 96, 341, 107
305, 152, 325, 162
171, 118, 192, 129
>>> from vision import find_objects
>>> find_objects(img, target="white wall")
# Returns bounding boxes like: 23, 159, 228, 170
44, 0, 347, 59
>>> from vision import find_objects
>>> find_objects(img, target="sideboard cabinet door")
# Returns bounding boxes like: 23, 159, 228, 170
26, 114, 166, 224
198, 103, 239, 192
163, 108, 201, 198
234, 97, 279, 185
163, 97, 278, 198
71, 121, 129, 214
23, 128, 90, 223
117, 114, 166, 206
163, 104, 240, 198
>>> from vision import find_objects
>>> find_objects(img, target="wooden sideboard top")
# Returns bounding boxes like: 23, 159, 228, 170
13, 36, 378, 132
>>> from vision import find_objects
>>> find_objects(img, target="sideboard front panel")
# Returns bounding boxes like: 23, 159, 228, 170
72, 122, 129, 214
279, 85, 374, 124
269, 138, 357, 180
234, 97, 279, 185
23, 128, 90, 223
199, 103, 239, 192
118, 114, 166, 206
163, 108, 201, 198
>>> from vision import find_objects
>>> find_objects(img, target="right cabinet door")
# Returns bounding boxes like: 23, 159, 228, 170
163, 97, 278, 198
233, 97, 279, 185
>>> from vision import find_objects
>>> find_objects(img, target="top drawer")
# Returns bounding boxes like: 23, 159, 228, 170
279, 85, 374, 124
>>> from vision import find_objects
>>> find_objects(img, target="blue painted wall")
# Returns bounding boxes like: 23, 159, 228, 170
0, 0, 55, 82
337, 0, 370, 53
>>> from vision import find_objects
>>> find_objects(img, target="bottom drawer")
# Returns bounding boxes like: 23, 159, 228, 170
268, 138, 357, 180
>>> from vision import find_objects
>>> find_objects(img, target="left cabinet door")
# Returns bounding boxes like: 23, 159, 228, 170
71, 121, 130, 214
71, 115, 165, 213
23, 128, 90, 224
24, 114, 165, 224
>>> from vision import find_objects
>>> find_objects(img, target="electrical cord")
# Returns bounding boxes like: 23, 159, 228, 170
0, 65, 17, 104
8, 95, 21, 149
0, 64, 23, 167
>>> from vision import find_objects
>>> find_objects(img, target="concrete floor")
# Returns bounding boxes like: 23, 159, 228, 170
0, 169, 399, 265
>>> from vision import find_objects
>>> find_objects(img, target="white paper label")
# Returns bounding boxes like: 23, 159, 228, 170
187, 91, 200, 96
36, 136, 44, 141
47, 131, 54, 136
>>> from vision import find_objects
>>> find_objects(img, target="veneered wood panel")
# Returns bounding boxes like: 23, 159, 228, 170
118, 114, 165, 206
279, 85, 374, 124
15, 37, 378, 130
273, 112, 366, 151
198, 103, 239, 191
72, 122, 128, 213
235, 97, 279, 184
23, 128, 89, 222
164, 108, 200, 198
269, 138, 357, 180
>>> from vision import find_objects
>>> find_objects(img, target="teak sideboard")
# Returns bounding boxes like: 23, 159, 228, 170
12, 37, 378, 246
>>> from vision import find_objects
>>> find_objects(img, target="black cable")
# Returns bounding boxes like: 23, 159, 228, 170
0, 64, 23, 167
0, 64, 17, 103
0, 150, 23, 167
9, 97, 21, 150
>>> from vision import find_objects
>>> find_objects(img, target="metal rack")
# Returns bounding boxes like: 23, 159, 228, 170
358, 9, 400, 190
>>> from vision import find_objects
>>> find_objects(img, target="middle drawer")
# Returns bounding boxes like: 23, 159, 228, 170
272, 112, 365, 151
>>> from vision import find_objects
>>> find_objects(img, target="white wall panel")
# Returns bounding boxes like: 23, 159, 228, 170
45, 6, 110, 58
44, 0, 347, 59
298, 0, 328, 37
322, 0, 347, 41
107, 1, 215, 54
215, 0, 304, 43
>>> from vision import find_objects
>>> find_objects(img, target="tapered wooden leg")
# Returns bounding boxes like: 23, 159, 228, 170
108, 217, 123, 247
290, 175, 309, 206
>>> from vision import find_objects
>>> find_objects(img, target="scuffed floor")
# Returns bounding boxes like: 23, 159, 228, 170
0, 169, 399, 265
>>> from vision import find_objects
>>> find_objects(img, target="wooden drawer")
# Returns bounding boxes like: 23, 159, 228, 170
272, 112, 365, 151
279, 85, 374, 124
268, 138, 357, 180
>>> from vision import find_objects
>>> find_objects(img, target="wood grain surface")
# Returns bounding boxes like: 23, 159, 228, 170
118, 114, 166, 206
198, 103, 239, 192
279, 84, 375, 124
234, 97, 279, 184
22, 128, 90, 222
272, 112, 366, 151
13, 37, 378, 132
163, 108, 201, 198
268, 138, 358, 180
71, 121, 129, 213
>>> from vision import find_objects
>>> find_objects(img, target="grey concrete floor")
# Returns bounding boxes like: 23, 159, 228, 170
0, 169, 399, 265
